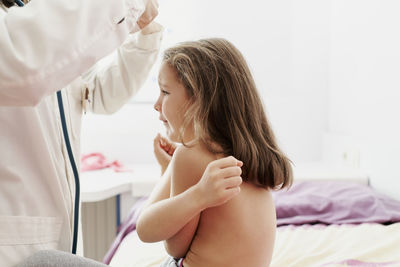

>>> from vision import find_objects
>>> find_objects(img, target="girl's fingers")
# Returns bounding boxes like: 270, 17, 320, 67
160, 137, 167, 147
218, 166, 242, 178
223, 176, 243, 189
158, 135, 177, 155
153, 134, 160, 146
210, 156, 243, 169
155, 144, 169, 156
155, 134, 169, 151
154, 136, 169, 155
154, 133, 164, 147
167, 145, 175, 155
159, 135, 169, 146
223, 186, 241, 199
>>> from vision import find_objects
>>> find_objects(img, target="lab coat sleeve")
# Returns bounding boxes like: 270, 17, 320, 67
0, 0, 146, 107
82, 29, 163, 114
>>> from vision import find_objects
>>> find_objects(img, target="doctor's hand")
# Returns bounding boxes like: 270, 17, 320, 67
194, 156, 243, 210
136, 0, 159, 30
153, 133, 177, 174
140, 21, 163, 35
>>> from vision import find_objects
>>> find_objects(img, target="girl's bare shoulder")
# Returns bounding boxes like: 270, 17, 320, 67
170, 143, 216, 193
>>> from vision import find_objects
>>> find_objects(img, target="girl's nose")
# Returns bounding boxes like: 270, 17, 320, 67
154, 101, 161, 111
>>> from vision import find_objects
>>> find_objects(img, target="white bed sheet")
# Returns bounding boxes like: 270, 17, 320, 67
110, 223, 400, 267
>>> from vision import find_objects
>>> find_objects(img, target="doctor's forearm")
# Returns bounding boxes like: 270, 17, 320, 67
0, 0, 145, 107
89, 29, 163, 114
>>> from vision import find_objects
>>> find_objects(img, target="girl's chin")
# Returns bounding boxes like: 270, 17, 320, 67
165, 129, 178, 143
167, 135, 179, 143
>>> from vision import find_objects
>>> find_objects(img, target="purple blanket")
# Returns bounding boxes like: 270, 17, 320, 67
273, 181, 400, 226
103, 181, 400, 264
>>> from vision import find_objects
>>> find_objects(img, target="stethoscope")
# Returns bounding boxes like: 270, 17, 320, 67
13, 0, 23, 6
0, 0, 24, 7
12, 0, 80, 255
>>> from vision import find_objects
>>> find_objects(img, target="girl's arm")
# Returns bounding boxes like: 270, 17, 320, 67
136, 150, 205, 244
163, 145, 211, 258
136, 147, 243, 257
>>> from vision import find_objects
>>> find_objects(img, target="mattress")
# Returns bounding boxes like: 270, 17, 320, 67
110, 223, 400, 267
106, 181, 400, 267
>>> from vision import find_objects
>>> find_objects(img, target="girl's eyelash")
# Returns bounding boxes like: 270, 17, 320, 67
161, 90, 170, 95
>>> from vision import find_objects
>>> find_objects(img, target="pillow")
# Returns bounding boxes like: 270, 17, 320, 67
273, 181, 400, 226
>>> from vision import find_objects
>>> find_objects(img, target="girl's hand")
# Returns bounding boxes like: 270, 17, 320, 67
194, 156, 243, 209
153, 133, 177, 173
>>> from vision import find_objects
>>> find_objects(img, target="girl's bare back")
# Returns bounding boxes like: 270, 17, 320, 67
180, 148, 277, 267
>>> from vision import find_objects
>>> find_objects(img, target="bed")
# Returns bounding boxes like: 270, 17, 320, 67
104, 181, 400, 267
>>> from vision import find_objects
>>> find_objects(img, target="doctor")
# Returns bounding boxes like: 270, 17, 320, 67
0, 1, 244, 266
0, 0, 162, 266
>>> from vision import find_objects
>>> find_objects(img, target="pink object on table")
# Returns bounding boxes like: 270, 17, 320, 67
80, 153, 131, 172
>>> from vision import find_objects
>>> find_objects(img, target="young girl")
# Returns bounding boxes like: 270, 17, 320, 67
136, 38, 293, 267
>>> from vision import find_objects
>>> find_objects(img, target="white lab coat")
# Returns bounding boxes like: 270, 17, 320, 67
0, 1, 162, 266
0, 0, 145, 106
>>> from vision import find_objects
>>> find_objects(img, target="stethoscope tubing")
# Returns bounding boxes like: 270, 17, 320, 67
57, 90, 80, 255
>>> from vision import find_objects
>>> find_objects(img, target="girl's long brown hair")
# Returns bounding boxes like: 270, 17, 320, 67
163, 38, 292, 189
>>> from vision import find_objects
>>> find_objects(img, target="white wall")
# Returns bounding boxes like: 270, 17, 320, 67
81, 0, 399, 199
328, 0, 400, 199
81, 105, 163, 165
272, 0, 330, 162
82, 0, 331, 165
